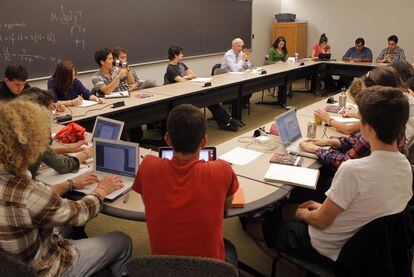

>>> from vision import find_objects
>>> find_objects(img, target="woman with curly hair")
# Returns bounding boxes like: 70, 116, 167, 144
0, 99, 131, 277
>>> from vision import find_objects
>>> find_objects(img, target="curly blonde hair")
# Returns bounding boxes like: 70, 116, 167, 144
348, 78, 365, 101
0, 99, 50, 176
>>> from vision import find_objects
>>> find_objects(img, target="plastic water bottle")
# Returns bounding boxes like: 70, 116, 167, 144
338, 86, 347, 109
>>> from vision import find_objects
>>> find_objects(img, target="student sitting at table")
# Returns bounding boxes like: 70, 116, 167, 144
48, 60, 104, 107
133, 104, 239, 265
91, 48, 134, 95
314, 78, 363, 135
311, 33, 331, 59
300, 66, 407, 172
0, 65, 30, 101
376, 35, 406, 63
339, 38, 373, 88
18, 88, 93, 178
164, 45, 241, 132
0, 99, 131, 277
311, 34, 335, 94
268, 36, 288, 63
112, 47, 157, 91
247, 86, 412, 267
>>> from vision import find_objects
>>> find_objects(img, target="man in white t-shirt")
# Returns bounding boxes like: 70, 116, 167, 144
247, 86, 412, 263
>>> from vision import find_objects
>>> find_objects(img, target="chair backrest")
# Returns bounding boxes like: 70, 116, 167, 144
127, 255, 238, 277
335, 210, 412, 277
213, 68, 228, 76
0, 250, 37, 276
211, 63, 222, 76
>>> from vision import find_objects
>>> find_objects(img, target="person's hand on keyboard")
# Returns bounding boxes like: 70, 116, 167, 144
73, 173, 99, 189
95, 175, 124, 196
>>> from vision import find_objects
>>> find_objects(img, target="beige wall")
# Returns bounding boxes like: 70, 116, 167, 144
281, 0, 414, 62
31, 0, 281, 89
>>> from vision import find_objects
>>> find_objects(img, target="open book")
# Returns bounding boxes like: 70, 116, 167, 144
264, 164, 319, 189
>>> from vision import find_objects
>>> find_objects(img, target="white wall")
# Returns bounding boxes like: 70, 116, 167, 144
281, 0, 414, 62
31, 0, 281, 89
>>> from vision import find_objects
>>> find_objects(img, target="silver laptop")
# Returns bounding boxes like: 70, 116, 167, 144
275, 109, 318, 159
92, 116, 124, 141
90, 138, 139, 201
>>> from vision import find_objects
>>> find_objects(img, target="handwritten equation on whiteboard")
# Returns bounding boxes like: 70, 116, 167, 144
0, 5, 87, 66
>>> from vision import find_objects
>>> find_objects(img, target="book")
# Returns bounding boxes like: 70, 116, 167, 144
269, 153, 303, 166
264, 164, 319, 189
231, 187, 245, 208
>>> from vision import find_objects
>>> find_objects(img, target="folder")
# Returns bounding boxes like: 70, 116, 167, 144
231, 187, 245, 208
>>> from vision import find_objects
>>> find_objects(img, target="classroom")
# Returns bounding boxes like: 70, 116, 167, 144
0, 0, 413, 276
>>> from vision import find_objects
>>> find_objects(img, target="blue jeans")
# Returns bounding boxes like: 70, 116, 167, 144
61, 231, 132, 277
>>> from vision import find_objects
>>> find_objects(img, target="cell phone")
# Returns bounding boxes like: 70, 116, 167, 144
158, 147, 217, 162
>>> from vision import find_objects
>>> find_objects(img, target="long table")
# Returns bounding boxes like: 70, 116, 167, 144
61, 60, 379, 132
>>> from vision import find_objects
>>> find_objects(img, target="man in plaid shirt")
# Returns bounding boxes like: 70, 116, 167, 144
112, 47, 157, 91
300, 131, 405, 171
0, 99, 132, 277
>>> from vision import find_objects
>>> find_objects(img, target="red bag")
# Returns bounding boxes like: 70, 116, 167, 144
55, 122, 85, 143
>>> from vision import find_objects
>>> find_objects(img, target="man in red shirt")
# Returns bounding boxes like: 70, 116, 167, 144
133, 104, 239, 265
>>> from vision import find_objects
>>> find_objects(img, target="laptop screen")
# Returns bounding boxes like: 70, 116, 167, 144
159, 147, 216, 162
92, 117, 123, 141
95, 140, 137, 178
276, 109, 302, 149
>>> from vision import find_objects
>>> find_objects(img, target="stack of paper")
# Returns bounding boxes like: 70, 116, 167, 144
105, 91, 130, 99
78, 100, 98, 108
190, 77, 212, 83
264, 164, 319, 189
331, 116, 360, 123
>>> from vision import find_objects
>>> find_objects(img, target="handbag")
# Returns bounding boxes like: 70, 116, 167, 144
55, 122, 85, 143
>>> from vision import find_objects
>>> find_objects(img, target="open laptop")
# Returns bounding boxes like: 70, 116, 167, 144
159, 147, 216, 162
81, 138, 139, 201
318, 53, 331, 61
275, 109, 318, 159
92, 116, 124, 141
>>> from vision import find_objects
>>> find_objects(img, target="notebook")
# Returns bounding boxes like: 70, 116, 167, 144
105, 91, 130, 99
231, 187, 245, 208
264, 163, 319, 189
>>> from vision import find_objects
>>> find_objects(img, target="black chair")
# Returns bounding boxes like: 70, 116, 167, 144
127, 255, 239, 277
251, 209, 414, 276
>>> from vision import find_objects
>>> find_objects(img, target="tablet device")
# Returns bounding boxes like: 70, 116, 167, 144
159, 147, 216, 161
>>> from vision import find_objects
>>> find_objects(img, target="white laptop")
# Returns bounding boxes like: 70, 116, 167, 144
275, 109, 318, 159
77, 138, 138, 201
91, 116, 124, 141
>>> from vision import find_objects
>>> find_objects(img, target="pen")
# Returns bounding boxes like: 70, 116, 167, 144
123, 192, 129, 204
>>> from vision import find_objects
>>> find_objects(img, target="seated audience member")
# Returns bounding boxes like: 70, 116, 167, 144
92, 48, 134, 95
390, 60, 414, 142
311, 33, 331, 59
164, 45, 241, 131
247, 86, 412, 265
133, 104, 239, 265
339, 38, 373, 88
314, 78, 364, 135
48, 60, 104, 106
268, 36, 288, 63
0, 65, 30, 100
19, 88, 93, 177
376, 35, 406, 63
311, 34, 335, 93
221, 38, 252, 107
0, 99, 131, 277
112, 47, 157, 90
221, 38, 252, 72
301, 66, 406, 171
342, 38, 373, 62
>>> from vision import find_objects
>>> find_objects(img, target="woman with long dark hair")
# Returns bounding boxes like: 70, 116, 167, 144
268, 36, 288, 62
48, 60, 104, 106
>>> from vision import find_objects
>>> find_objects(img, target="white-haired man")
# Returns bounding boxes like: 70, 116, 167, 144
221, 38, 252, 72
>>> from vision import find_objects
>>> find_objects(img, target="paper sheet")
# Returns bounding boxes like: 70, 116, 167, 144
105, 91, 130, 98
219, 147, 263, 166
36, 165, 92, 185
190, 77, 212, 83
331, 116, 360, 123
78, 100, 98, 108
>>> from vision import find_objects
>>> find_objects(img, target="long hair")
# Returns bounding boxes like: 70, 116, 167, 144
52, 60, 76, 99
273, 36, 287, 55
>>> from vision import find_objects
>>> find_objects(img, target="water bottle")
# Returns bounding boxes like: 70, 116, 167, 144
338, 86, 347, 109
